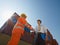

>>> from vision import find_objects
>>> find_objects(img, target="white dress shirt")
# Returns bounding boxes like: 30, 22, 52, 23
35, 25, 48, 33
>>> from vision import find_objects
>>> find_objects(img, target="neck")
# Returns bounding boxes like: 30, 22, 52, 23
38, 24, 40, 26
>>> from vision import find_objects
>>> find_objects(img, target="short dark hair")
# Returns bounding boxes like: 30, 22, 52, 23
37, 19, 42, 23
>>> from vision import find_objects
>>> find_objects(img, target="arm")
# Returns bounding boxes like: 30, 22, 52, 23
45, 29, 48, 41
25, 22, 35, 31
43, 25, 48, 41
22, 19, 35, 31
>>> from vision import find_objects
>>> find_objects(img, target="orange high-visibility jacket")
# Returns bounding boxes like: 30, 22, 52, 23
7, 17, 32, 45
13, 17, 27, 34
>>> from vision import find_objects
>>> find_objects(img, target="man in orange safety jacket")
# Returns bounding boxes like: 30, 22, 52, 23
7, 13, 34, 45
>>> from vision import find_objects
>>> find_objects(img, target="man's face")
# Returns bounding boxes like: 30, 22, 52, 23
22, 17, 27, 19
24, 17, 27, 19
37, 21, 41, 25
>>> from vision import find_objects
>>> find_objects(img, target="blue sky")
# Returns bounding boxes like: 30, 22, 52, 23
0, 0, 60, 44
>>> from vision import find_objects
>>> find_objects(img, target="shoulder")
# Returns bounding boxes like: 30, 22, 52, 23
41, 25, 48, 29
18, 17, 22, 21
18, 17, 27, 23
40, 25, 45, 27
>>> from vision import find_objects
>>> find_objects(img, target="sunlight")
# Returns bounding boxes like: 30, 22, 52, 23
2, 10, 13, 21
0, 10, 14, 28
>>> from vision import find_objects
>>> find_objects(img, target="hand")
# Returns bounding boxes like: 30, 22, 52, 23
46, 38, 48, 41
32, 28, 35, 32
45, 36, 48, 41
